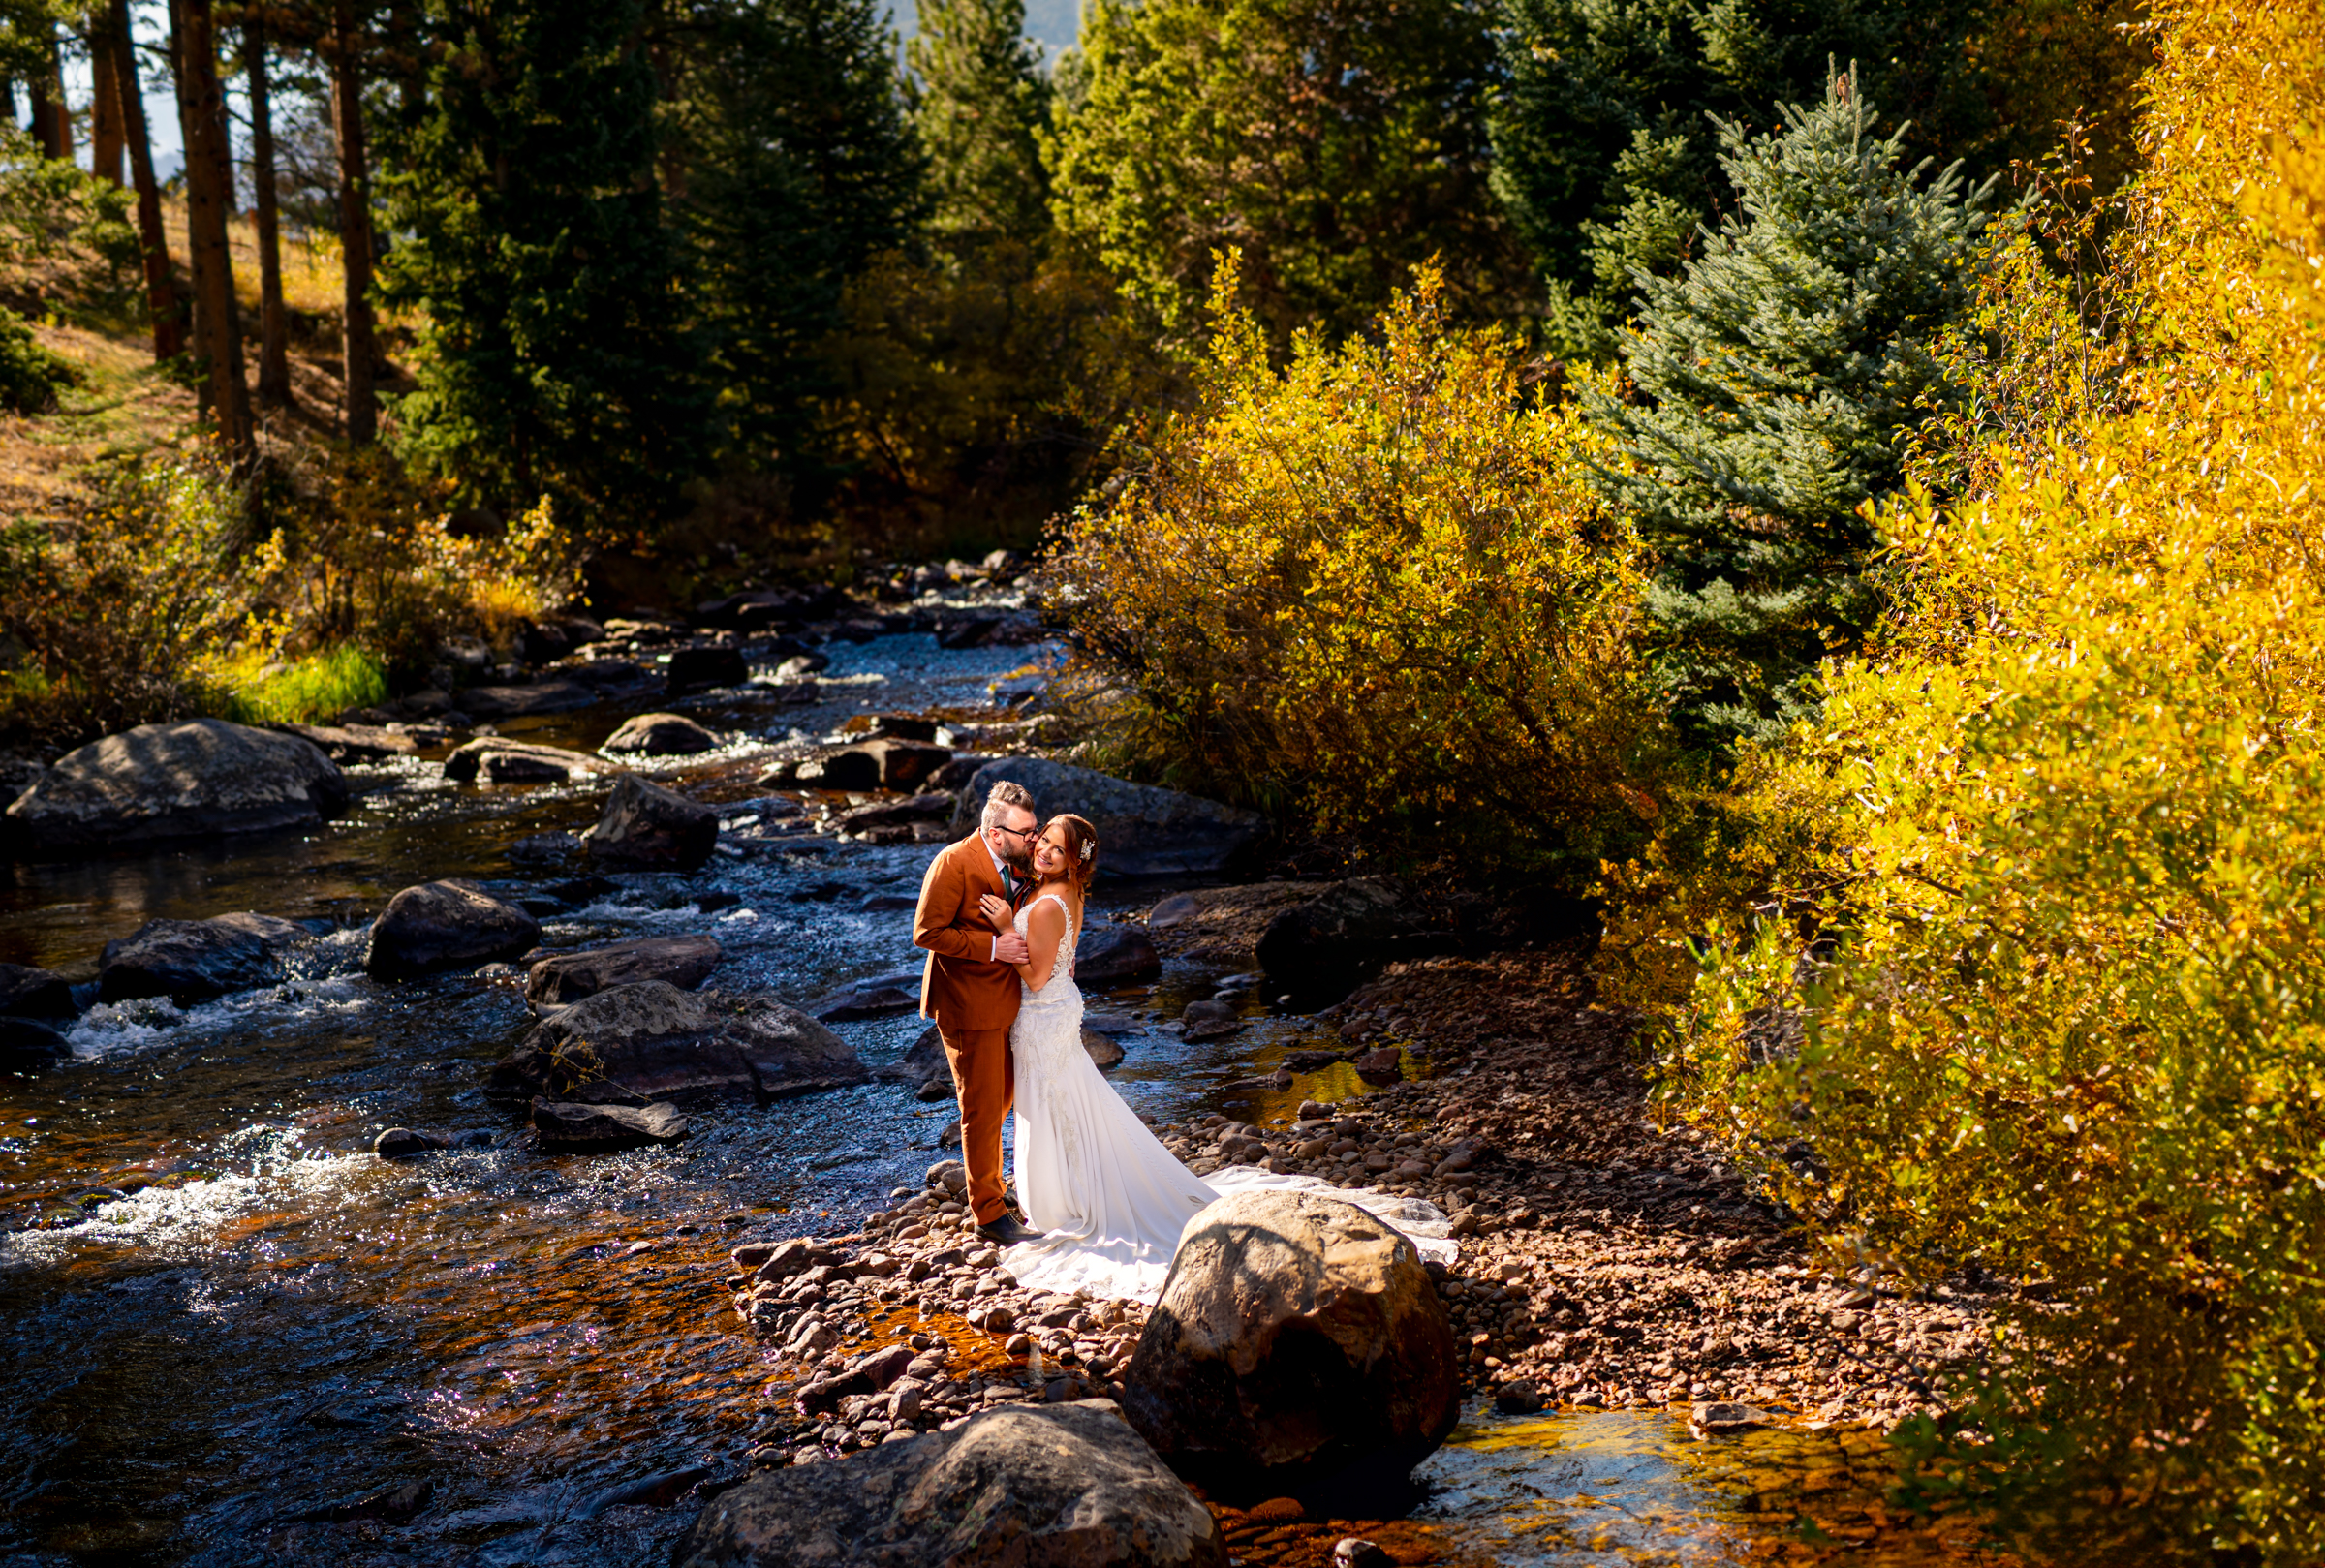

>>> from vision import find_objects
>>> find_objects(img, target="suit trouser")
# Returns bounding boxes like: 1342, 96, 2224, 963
940, 1025, 1014, 1225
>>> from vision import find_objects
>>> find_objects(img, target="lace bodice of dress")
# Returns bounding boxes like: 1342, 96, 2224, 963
1013, 893, 1080, 1018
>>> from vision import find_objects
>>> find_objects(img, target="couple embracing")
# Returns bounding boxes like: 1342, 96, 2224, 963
913, 781, 1453, 1302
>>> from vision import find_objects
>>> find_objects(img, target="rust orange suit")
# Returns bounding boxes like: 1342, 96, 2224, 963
913, 834, 1024, 1225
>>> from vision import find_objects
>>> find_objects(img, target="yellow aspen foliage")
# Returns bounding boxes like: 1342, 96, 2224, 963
1649, 0, 2325, 1554
1062, 256, 1665, 868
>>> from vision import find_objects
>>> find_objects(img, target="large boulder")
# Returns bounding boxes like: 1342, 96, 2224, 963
1076, 926, 1162, 989
0, 963, 77, 1021
857, 738, 950, 791
443, 737, 604, 784
532, 1098, 690, 1151
1256, 879, 1430, 1001
365, 881, 542, 979
948, 760, 1262, 876
4, 719, 347, 856
1121, 1187, 1460, 1497
602, 712, 718, 756
672, 1399, 1224, 1568
583, 774, 719, 870
525, 935, 722, 1007
98, 912, 310, 1004
489, 981, 868, 1107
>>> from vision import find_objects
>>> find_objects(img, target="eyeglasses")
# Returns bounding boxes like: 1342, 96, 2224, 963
994, 823, 1039, 843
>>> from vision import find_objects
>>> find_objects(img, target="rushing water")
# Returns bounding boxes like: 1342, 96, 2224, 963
0, 632, 1988, 1568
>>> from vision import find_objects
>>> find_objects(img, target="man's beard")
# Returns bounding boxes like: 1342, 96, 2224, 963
997, 836, 1035, 873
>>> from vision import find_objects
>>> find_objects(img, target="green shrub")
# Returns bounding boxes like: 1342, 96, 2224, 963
0, 307, 78, 414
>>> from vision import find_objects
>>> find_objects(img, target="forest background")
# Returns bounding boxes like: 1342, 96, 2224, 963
7, 0, 2325, 1560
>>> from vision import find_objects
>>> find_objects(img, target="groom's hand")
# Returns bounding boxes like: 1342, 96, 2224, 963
996, 932, 1030, 965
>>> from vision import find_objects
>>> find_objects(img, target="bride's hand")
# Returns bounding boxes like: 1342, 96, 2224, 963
977, 893, 1013, 930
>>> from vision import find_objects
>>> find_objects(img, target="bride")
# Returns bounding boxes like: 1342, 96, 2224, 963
976, 815, 1454, 1302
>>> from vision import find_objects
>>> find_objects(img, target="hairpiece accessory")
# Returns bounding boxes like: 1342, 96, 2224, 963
1079, 838, 1095, 862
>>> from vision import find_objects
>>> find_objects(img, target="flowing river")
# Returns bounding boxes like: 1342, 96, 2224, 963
0, 632, 1995, 1568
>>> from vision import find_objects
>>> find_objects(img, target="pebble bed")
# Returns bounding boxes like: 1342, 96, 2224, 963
716, 944, 2021, 1493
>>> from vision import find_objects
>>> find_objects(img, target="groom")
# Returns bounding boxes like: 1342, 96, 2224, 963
913, 779, 1042, 1244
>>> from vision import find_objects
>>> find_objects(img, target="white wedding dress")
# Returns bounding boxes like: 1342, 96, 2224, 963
1003, 892, 1456, 1303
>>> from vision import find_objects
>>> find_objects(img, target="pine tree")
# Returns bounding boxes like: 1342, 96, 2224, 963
1585, 67, 1990, 748
666, 0, 923, 467
1488, 0, 1987, 363
380, 0, 706, 518
1048, 0, 1523, 345
909, 0, 1050, 246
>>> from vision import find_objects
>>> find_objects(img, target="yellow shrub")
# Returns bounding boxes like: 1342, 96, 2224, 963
1649, 1, 2325, 1556
1062, 258, 1666, 870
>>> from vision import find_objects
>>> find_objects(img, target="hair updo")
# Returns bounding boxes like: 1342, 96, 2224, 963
1047, 814, 1099, 892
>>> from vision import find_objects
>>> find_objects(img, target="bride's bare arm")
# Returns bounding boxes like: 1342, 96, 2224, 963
1014, 899, 1068, 993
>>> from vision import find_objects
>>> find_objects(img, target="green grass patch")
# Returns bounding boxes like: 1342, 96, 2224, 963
218, 645, 388, 725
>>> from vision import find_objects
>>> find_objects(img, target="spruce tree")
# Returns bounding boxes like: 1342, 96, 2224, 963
1585, 67, 1990, 748
380, 0, 705, 520
1488, 0, 1986, 362
909, 0, 1051, 246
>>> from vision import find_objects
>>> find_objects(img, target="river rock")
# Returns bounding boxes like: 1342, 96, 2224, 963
1076, 926, 1162, 989
533, 1099, 690, 1151
443, 737, 604, 784
583, 774, 720, 870
365, 880, 542, 979
526, 935, 722, 1007
98, 911, 311, 1004
457, 680, 599, 719
666, 645, 749, 693
836, 793, 953, 840
859, 738, 950, 790
0, 963, 77, 1020
265, 722, 419, 762
603, 712, 719, 756
948, 759, 1262, 876
671, 1399, 1224, 1568
374, 1126, 450, 1158
1256, 879, 1431, 1000
1121, 1187, 1460, 1494
0, 1016, 71, 1069
793, 750, 882, 790
5, 719, 347, 856
490, 981, 869, 1106
807, 971, 921, 1022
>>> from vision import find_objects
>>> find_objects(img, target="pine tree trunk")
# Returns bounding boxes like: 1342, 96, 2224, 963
246, 23, 291, 407
88, 10, 127, 185
31, 30, 70, 159
331, 0, 379, 445
171, 0, 254, 465
111, 0, 183, 360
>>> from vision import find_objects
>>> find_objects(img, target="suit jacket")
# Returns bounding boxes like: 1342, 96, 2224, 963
914, 834, 1023, 1030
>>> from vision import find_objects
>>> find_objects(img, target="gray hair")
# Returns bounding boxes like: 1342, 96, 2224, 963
979, 779, 1037, 831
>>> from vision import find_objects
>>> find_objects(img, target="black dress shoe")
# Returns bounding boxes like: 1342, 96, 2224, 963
976, 1214, 1043, 1245
1003, 1188, 1028, 1222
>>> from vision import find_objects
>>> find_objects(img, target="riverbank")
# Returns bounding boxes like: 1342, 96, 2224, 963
705, 920, 2016, 1565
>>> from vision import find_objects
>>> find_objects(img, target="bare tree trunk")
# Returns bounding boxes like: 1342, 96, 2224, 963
171, 0, 254, 465
330, 0, 378, 445
246, 22, 291, 407
111, 0, 183, 359
31, 29, 70, 158
88, 11, 126, 184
